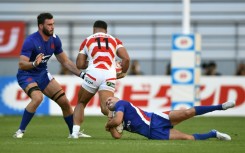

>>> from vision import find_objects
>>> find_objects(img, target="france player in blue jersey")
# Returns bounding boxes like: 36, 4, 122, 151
105, 97, 235, 141
13, 12, 90, 138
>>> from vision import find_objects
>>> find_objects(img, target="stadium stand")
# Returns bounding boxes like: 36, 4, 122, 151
0, 0, 245, 75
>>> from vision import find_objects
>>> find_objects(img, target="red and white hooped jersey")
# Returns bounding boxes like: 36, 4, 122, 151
79, 32, 124, 72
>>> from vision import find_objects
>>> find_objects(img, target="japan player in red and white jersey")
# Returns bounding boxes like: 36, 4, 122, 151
71, 20, 130, 138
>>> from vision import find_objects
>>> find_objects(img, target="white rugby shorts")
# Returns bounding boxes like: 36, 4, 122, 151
81, 68, 117, 93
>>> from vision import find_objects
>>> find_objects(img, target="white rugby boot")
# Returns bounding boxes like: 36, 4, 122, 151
68, 134, 79, 139
13, 129, 25, 138
222, 100, 236, 110
68, 130, 91, 138
212, 130, 231, 141
78, 130, 91, 138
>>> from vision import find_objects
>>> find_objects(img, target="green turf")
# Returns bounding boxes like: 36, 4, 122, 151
0, 116, 244, 153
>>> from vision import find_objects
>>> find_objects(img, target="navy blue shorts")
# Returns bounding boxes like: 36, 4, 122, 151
17, 71, 53, 91
149, 112, 173, 140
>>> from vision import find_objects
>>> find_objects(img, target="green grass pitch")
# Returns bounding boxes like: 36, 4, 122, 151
0, 116, 244, 153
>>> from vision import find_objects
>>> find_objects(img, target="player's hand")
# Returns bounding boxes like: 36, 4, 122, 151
33, 53, 44, 67
108, 117, 112, 121
105, 123, 110, 132
117, 72, 126, 79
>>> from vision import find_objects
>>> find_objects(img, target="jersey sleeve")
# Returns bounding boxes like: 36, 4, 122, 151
115, 38, 124, 50
115, 100, 126, 113
20, 37, 35, 58
79, 39, 88, 55
53, 34, 63, 55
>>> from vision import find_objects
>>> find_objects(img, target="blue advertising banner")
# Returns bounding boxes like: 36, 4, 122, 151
0, 76, 49, 115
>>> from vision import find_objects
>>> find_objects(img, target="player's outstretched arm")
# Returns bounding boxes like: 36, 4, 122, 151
56, 52, 81, 76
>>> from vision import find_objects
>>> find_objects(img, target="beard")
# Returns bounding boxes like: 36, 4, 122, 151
42, 27, 53, 37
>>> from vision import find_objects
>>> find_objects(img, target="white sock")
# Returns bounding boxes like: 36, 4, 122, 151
72, 125, 80, 135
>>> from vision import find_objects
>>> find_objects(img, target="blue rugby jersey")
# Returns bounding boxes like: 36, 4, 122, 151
114, 100, 153, 138
17, 31, 63, 74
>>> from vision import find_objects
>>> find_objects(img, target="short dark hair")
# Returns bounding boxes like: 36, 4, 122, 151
208, 61, 216, 67
93, 20, 107, 30
37, 13, 53, 25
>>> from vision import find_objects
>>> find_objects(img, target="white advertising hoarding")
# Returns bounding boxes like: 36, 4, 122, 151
51, 76, 244, 116
0, 76, 244, 116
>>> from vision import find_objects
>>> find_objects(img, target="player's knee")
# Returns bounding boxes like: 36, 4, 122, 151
31, 94, 44, 108
32, 93, 43, 103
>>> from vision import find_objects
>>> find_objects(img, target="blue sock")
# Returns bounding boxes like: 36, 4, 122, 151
64, 114, 73, 134
193, 130, 216, 140
194, 105, 223, 116
19, 109, 35, 131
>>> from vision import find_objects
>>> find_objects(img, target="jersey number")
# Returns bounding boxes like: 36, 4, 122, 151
95, 38, 109, 50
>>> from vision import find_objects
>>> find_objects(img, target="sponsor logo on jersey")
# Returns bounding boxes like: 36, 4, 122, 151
41, 55, 51, 63
51, 43, 55, 49
126, 120, 131, 131
106, 82, 115, 88
85, 78, 93, 85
